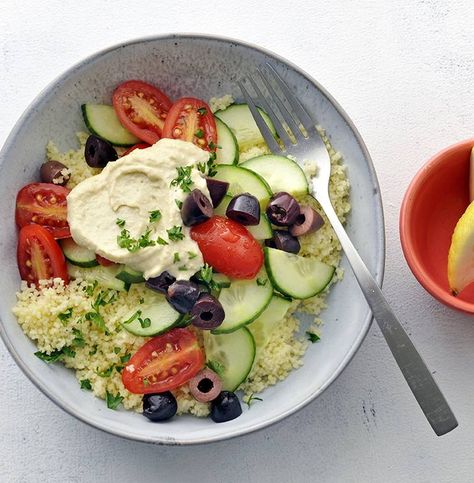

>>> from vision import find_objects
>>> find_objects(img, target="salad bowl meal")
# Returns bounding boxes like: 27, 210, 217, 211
0, 35, 384, 444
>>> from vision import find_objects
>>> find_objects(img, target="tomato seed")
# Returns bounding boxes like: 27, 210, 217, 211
171, 367, 178, 375
138, 92, 144, 98
25, 259, 32, 267
50, 196, 57, 204
197, 139, 206, 146
173, 128, 182, 137
35, 194, 43, 202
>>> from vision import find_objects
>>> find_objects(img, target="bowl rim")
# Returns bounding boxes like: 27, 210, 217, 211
0, 33, 385, 445
400, 137, 474, 314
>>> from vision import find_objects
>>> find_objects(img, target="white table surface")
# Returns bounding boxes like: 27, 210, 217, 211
1, 1, 473, 481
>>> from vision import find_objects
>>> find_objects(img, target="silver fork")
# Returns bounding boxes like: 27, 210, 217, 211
239, 64, 458, 436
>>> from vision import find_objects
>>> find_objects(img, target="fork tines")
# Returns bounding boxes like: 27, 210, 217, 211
238, 63, 317, 153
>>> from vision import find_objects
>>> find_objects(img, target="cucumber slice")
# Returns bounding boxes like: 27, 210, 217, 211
215, 104, 277, 151
116, 266, 145, 284
247, 294, 292, 359
212, 273, 231, 289
203, 327, 256, 391
60, 239, 98, 268
264, 247, 335, 299
121, 294, 181, 336
213, 270, 273, 334
81, 104, 141, 146
216, 118, 239, 165
214, 195, 273, 240
213, 165, 272, 209
67, 263, 129, 292
242, 155, 309, 195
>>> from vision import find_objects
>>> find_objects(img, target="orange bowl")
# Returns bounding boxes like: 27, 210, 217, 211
400, 139, 474, 313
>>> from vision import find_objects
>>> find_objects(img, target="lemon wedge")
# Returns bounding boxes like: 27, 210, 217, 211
448, 199, 474, 294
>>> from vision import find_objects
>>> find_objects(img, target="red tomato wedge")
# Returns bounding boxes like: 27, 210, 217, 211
16, 183, 71, 239
112, 80, 172, 145
95, 254, 116, 267
162, 98, 217, 151
17, 224, 69, 286
121, 143, 151, 156
122, 328, 204, 394
190, 216, 264, 279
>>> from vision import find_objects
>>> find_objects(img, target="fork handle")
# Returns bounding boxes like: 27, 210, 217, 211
317, 192, 458, 436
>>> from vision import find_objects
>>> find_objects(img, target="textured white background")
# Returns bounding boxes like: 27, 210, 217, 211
1, 1, 474, 482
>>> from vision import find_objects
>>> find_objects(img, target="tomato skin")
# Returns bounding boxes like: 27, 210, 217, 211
191, 216, 264, 279
122, 328, 204, 394
15, 183, 71, 239
95, 254, 116, 267
112, 80, 172, 145
17, 224, 69, 286
162, 98, 217, 151
121, 143, 151, 156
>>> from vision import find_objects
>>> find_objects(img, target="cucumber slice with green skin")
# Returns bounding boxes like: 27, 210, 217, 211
242, 155, 309, 195
203, 327, 256, 392
214, 195, 273, 240
247, 294, 292, 359
81, 104, 141, 146
264, 247, 335, 299
215, 118, 239, 165
116, 266, 145, 284
60, 238, 98, 268
213, 165, 272, 209
215, 104, 277, 151
212, 273, 231, 289
121, 294, 182, 336
67, 263, 129, 292
213, 270, 273, 334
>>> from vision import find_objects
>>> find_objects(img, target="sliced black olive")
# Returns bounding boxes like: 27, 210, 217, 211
266, 192, 300, 226
189, 368, 222, 402
40, 160, 70, 185
266, 230, 300, 254
146, 271, 176, 294
181, 189, 213, 226
142, 392, 177, 422
85, 135, 118, 168
206, 178, 229, 207
210, 391, 242, 423
290, 205, 324, 236
190, 293, 225, 329
166, 280, 201, 314
226, 193, 260, 226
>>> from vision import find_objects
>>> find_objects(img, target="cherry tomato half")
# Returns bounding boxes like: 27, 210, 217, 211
190, 216, 264, 279
122, 328, 204, 394
112, 80, 173, 145
16, 183, 71, 239
17, 224, 69, 286
121, 143, 151, 157
162, 98, 217, 151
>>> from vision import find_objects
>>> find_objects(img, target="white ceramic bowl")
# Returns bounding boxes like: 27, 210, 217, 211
0, 34, 384, 445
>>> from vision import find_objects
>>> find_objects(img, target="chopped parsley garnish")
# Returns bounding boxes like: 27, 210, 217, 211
149, 209, 162, 223
199, 263, 213, 284
116, 218, 126, 228
85, 311, 106, 332
175, 199, 183, 210
157, 236, 169, 246
106, 391, 123, 410
143, 377, 150, 387
84, 280, 98, 297
256, 278, 267, 286
80, 379, 92, 390
173, 252, 180, 263
62, 346, 76, 358
97, 366, 114, 378
138, 316, 151, 329
113, 347, 121, 354
167, 225, 184, 241
139, 297, 145, 304
58, 307, 73, 325
245, 394, 263, 408
207, 359, 225, 376
34, 349, 64, 363
117, 227, 156, 252
195, 128, 204, 139
123, 310, 142, 325
208, 141, 216, 151
197, 107, 207, 116
170, 166, 193, 193
120, 353, 131, 364
306, 331, 320, 343
89, 345, 98, 356
187, 251, 197, 259
178, 265, 188, 271
72, 328, 86, 348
